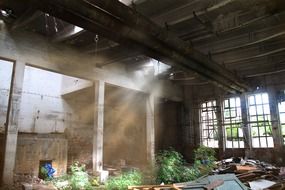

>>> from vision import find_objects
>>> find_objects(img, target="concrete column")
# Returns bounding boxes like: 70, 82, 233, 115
216, 97, 225, 159
93, 80, 105, 172
2, 61, 25, 185
268, 88, 282, 148
146, 94, 155, 163
240, 94, 251, 156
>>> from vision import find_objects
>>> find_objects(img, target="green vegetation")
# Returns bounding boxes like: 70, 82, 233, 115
40, 166, 49, 180
194, 146, 216, 175
105, 170, 142, 190
225, 123, 242, 141
49, 147, 217, 189
52, 162, 96, 190
155, 149, 199, 184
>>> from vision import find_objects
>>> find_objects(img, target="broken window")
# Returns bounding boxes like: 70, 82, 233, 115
248, 93, 273, 148
200, 100, 219, 148
278, 100, 285, 144
223, 97, 244, 148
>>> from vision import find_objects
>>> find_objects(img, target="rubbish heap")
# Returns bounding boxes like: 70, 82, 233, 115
128, 157, 285, 190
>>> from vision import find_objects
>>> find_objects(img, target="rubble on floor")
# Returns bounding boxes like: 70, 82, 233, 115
128, 158, 285, 190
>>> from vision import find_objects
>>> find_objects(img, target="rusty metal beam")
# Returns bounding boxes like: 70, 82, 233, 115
30, 0, 248, 93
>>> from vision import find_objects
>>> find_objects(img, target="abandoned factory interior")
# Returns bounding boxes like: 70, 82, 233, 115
1, 0, 285, 189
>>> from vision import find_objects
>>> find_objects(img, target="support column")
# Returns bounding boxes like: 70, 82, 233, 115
2, 61, 25, 185
240, 94, 251, 157
93, 80, 105, 172
146, 94, 155, 163
216, 97, 224, 159
268, 87, 282, 149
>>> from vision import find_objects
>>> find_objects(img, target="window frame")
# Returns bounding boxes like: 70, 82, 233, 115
199, 100, 219, 148
247, 92, 274, 148
223, 97, 244, 148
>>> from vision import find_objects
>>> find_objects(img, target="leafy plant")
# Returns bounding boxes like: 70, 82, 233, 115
69, 162, 93, 190
194, 146, 216, 175
40, 166, 49, 180
105, 170, 142, 190
155, 149, 199, 184
51, 162, 94, 190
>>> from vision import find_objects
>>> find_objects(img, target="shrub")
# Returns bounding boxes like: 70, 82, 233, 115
155, 149, 199, 184
194, 146, 216, 175
105, 170, 142, 190
52, 162, 93, 190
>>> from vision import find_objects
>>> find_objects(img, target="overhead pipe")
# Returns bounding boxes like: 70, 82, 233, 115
31, 0, 248, 93
85, 0, 248, 91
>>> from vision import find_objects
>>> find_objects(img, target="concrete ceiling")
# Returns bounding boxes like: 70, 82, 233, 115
1, 0, 285, 92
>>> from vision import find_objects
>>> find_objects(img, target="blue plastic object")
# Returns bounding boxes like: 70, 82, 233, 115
44, 163, 56, 178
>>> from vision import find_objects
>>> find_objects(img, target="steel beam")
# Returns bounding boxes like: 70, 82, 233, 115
30, 0, 248, 93
85, 0, 248, 92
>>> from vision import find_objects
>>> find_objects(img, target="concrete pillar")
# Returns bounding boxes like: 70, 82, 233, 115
216, 97, 225, 159
93, 80, 105, 172
2, 61, 25, 185
146, 94, 155, 163
240, 94, 251, 157
267, 88, 282, 148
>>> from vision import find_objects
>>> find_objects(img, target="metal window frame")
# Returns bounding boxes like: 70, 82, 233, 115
223, 97, 244, 148
247, 93, 273, 148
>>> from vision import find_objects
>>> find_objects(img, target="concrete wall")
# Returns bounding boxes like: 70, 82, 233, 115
0, 21, 183, 180
0, 22, 183, 101
155, 99, 183, 153
0, 60, 13, 133
64, 87, 94, 170
15, 133, 67, 177
0, 63, 97, 175
18, 66, 92, 134
103, 85, 147, 167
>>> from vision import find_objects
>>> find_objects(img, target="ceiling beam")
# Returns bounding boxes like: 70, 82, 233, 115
10, 7, 42, 30
211, 31, 285, 55
83, 0, 248, 93
193, 11, 285, 43
153, 0, 271, 26
29, 0, 248, 93
225, 47, 285, 64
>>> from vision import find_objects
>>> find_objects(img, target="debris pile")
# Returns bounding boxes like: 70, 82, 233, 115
215, 157, 285, 190
128, 157, 285, 190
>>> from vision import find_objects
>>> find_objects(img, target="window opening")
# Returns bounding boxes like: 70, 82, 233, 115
223, 97, 244, 148
200, 100, 219, 147
248, 93, 273, 148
